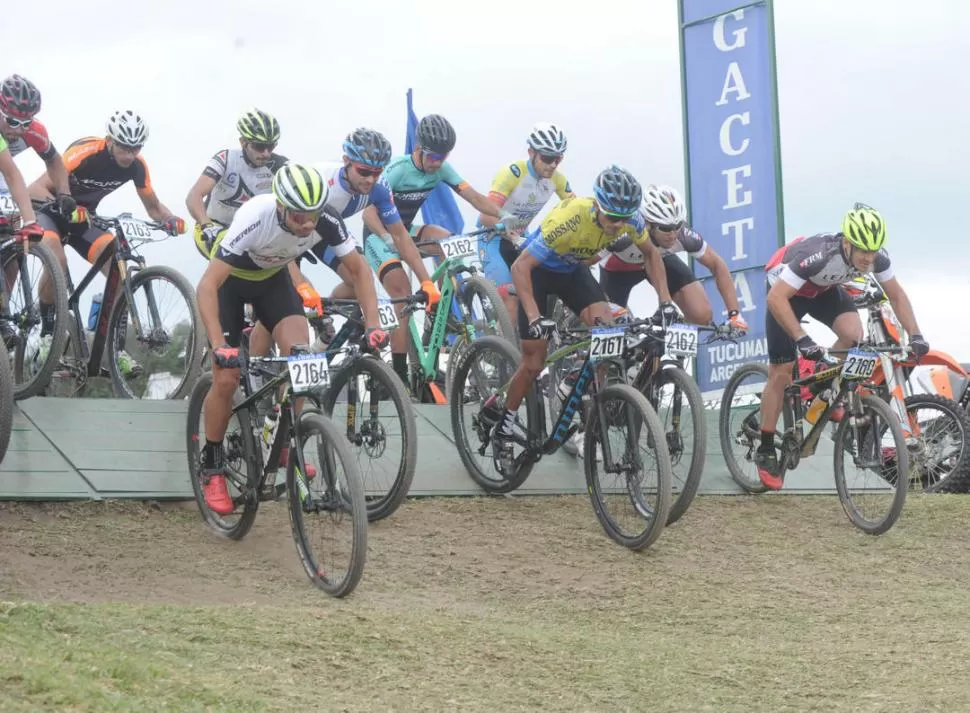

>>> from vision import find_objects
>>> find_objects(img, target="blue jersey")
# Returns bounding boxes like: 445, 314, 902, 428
315, 162, 401, 225
376, 154, 468, 231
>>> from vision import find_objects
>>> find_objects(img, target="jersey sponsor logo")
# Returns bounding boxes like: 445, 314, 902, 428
225, 172, 238, 188
228, 220, 260, 246
799, 251, 823, 269
510, 163, 521, 178
393, 190, 432, 201
564, 181, 572, 193
545, 213, 583, 242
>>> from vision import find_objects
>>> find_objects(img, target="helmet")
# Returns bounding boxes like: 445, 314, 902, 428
237, 108, 280, 144
0, 74, 42, 120
641, 184, 686, 226
593, 165, 642, 216
417, 114, 456, 153
842, 202, 886, 251
106, 110, 149, 147
527, 122, 567, 155
343, 127, 392, 168
272, 163, 328, 212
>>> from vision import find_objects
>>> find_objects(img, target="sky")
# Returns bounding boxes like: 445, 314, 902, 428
10, 0, 970, 358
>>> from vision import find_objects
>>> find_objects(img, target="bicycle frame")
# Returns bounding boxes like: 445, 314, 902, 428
408, 255, 474, 382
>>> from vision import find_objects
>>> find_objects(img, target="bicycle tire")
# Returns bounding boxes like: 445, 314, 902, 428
584, 383, 672, 550
833, 393, 908, 535
107, 264, 205, 399
186, 372, 260, 540
286, 411, 368, 597
9, 241, 69, 400
647, 365, 706, 525
718, 362, 772, 494
320, 354, 418, 522
450, 335, 540, 493
0, 339, 13, 462
904, 393, 970, 493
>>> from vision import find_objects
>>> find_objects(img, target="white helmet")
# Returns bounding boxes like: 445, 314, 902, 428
106, 110, 149, 148
527, 122, 567, 155
641, 184, 686, 226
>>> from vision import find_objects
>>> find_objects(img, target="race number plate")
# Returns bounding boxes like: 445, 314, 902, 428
0, 191, 15, 215
440, 235, 476, 261
840, 348, 879, 381
119, 218, 153, 239
287, 353, 330, 390
590, 327, 625, 362
377, 299, 399, 330
665, 324, 698, 356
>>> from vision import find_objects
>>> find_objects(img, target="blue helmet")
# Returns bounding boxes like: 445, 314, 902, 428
342, 127, 392, 168
593, 165, 642, 216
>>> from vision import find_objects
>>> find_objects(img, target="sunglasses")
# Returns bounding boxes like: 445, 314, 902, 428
600, 211, 631, 224
654, 222, 683, 233
351, 163, 383, 178
114, 142, 143, 154
536, 152, 563, 165
2, 113, 32, 129
286, 208, 321, 224
421, 149, 448, 162
248, 141, 276, 153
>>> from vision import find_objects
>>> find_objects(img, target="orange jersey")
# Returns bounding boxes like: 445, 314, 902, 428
62, 137, 155, 210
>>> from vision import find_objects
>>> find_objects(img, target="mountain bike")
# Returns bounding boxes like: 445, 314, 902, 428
186, 339, 368, 598
0, 196, 70, 399
450, 317, 673, 550
0, 338, 13, 463
58, 211, 203, 398
719, 341, 916, 535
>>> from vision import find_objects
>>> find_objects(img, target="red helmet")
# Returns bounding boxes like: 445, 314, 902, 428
0, 74, 42, 120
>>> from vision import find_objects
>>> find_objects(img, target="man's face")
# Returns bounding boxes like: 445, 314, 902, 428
241, 138, 275, 167
651, 223, 682, 249
844, 239, 879, 272
597, 207, 629, 237
279, 205, 319, 237
418, 148, 447, 174
0, 110, 32, 140
528, 148, 562, 179
107, 138, 141, 168
343, 158, 382, 193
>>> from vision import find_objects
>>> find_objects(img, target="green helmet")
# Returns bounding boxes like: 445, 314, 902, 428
272, 163, 327, 212
842, 203, 886, 251
237, 108, 280, 144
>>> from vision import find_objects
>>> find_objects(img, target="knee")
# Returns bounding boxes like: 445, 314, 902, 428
521, 351, 545, 376
212, 367, 240, 395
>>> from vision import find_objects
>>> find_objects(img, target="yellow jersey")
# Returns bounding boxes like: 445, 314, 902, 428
486, 159, 572, 228
523, 197, 647, 272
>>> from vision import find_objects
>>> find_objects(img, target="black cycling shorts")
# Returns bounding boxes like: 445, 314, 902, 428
599, 253, 698, 307
766, 285, 856, 364
37, 209, 113, 263
217, 269, 303, 348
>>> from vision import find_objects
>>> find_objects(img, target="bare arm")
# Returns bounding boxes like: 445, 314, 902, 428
185, 174, 218, 226
880, 276, 922, 337
361, 204, 387, 236
0, 150, 37, 224
696, 247, 740, 313
340, 250, 380, 330
766, 280, 805, 340
287, 261, 313, 289
44, 151, 71, 196
197, 258, 234, 348
458, 185, 503, 219
511, 249, 543, 324
639, 241, 671, 303
478, 191, 506, 228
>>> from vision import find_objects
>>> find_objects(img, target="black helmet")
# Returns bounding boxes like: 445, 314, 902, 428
0, 74, 42, 120
417, 114, 456, 153
343, 127, 392, 168
594, 165, 642, 216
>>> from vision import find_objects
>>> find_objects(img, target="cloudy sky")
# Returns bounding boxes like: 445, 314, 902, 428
12, 0, 970, 357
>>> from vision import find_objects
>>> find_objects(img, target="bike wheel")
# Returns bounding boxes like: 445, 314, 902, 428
584, 383, 672, 550
833, 393, 908, 535
107, 264, 204, 399
450, 335, 539, 493
0, 339, 13, 462
647, 366, 706, 525
321, 354, 417, 522
903, 393, 970, 493
286, 411, 368, 597
719, 362, 772, 494
186, 372, 260, 540
7, 241, 69, 400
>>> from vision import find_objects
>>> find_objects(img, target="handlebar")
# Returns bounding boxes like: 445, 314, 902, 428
412, 226, 495, 251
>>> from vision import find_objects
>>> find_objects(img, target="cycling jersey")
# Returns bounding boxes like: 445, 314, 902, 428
603, 221, 707, 272
522, 196, 647, 273
60, 137, 155, 211
482, 159, 571, 227
214, 193, 354, 280
315, 161, 401, 227
0, 120, 57, 191
376, 154, 469, 230
201, 148, 287, 225
765, 233, 894, 298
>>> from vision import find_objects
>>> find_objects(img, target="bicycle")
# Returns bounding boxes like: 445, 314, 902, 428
186, 338, 368, 597
57, 211, 203, 399
403, 227, 516, 403
450, 317, 674, 550
0, 197, 70, 399
0, 338, 13, 463
719, 341, 916, 535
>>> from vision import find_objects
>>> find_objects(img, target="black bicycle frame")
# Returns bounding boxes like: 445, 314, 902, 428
0, 236, 44, 335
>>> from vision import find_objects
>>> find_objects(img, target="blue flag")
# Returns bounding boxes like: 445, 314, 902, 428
405, 88, 465, 235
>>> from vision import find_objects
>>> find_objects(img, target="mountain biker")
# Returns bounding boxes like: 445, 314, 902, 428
754, 203, 929, 491
489, 165, 675, 463
476, 122, 574, 323
195, 163, 388, 515
600, 184, 748, 331
186, 108, 288, 259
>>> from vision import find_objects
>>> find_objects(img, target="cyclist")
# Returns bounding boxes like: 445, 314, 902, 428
186, 108, 288, 260
29, 110, 187, 375
600, 184, 748, 331
477, 122, 574, 323
490, 165, 676, 461
195, 163, 389, 515
359, 113, 512, 386
754, 203, 929, 491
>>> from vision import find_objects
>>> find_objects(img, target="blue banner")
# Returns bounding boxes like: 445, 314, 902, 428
405, 88, 465, 235
680, 0, 783, 395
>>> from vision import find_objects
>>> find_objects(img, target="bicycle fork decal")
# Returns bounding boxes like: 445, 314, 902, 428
880, 353, 914, 440
553, 360, 594, 443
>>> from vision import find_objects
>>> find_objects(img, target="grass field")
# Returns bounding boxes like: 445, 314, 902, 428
2, 493, 969, 712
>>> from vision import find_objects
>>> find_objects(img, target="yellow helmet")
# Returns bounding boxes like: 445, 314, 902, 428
842, 203, 886, 251
237, 108, 280, 144
272, 163, 327, 212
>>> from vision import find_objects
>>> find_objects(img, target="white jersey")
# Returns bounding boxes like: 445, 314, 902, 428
603, 216, 707, 271
215, 193, 354, 280
202, 148, 288, 225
